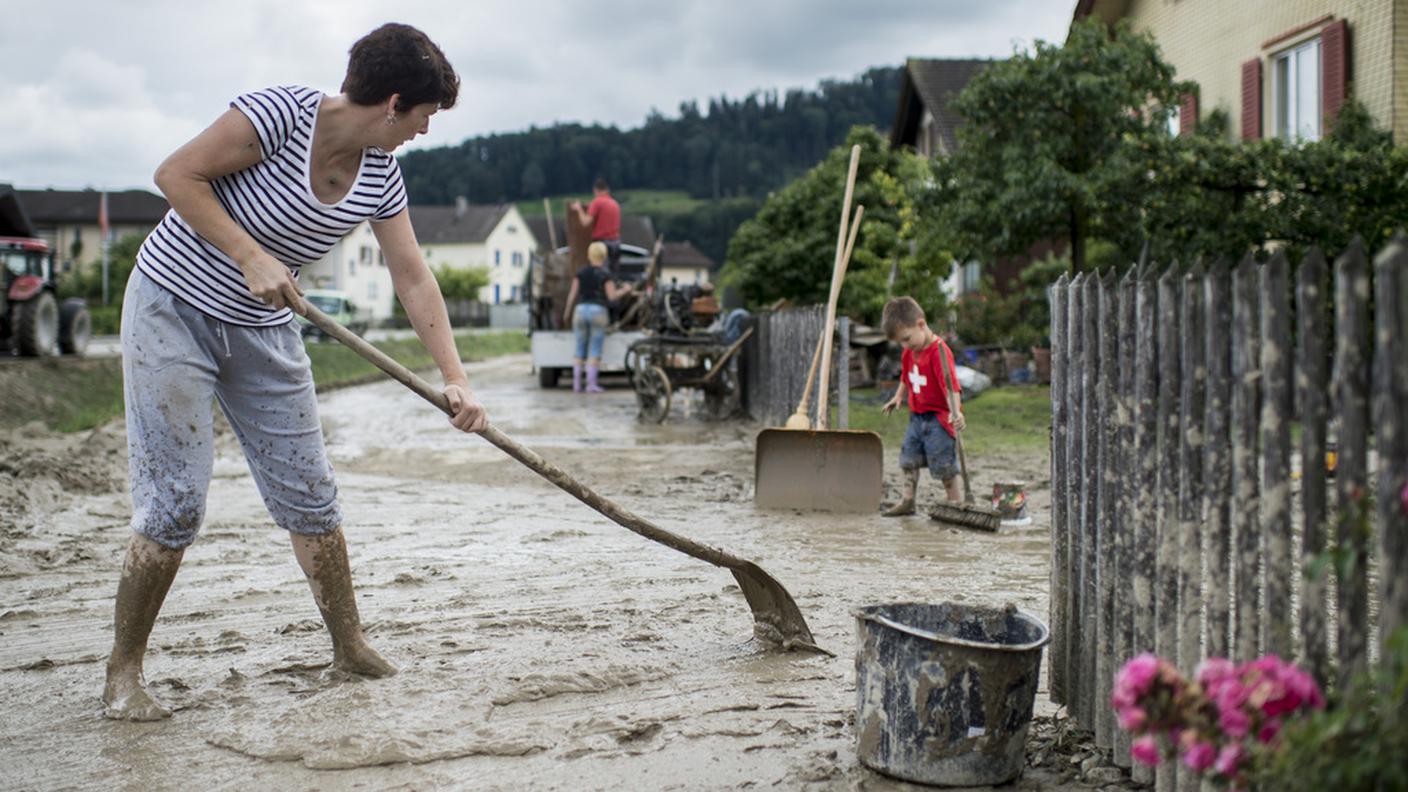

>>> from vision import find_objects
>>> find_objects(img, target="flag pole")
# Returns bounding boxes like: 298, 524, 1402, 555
99, 190, 110, 305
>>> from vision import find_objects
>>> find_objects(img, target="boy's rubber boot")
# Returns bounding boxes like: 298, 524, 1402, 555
882, 468, 920, 516
586, 365, 604, 393
572, 363, 583, 393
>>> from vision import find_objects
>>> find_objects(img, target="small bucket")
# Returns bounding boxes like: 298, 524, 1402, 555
854, 602, 1049, 787
991, 482, 1032, 526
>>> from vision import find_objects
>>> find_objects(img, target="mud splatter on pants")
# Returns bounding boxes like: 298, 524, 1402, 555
121, 269, 341, 549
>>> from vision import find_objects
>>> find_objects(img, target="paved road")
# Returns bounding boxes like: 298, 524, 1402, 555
82, 326, 517, 358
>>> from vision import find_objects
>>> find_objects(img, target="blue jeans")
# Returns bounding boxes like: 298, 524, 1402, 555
573, 303, 608, 359
899, 412, 959, 481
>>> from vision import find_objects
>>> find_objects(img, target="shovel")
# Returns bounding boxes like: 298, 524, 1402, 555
754, 145, 883, 512
296, 301, 826, 655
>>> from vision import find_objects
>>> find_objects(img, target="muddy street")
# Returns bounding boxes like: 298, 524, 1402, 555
1, 354, 1075, 791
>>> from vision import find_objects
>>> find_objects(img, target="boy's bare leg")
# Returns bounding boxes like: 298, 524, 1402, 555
291, 528, 397, 677
104, 534, 183, 721
944, 476, 963, 502
882, 468, 920, 516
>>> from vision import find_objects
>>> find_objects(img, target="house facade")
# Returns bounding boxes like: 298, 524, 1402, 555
409, 199, 535, 305
16, 189, 168, 275
658, 240, 716, 287
299, 221, 395, 321
1074, 0, 1406, 143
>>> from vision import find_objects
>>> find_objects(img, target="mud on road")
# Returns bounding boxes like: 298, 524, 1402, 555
1, 354, 1107, 791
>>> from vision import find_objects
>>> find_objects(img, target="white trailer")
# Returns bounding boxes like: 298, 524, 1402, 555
531, 328, 646, 388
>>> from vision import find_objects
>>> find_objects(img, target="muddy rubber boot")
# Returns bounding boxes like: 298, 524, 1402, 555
586, 365, 604, 393
572, 363, 583, 393
292, 528, 397, 678
881, 468, 920, 517
103, 534, 184, 721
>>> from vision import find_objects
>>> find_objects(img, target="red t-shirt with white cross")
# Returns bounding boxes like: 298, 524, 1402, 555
900, 338, 960, 434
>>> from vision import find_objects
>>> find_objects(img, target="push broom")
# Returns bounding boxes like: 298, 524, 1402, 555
928, 343, 1002, 531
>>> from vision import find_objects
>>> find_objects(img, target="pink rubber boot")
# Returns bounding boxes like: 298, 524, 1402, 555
572, 363, 583, 393
586, 365, 604, 393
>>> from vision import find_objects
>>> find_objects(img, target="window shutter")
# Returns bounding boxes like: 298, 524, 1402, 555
1240, 58, 1263, 139
1180, 91, 1199, 135
1322, 19, 1349, 127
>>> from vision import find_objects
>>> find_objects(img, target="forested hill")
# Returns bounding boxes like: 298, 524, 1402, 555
398, 66, 903, 205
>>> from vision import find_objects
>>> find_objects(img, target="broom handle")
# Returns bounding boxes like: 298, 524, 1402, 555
796, 203, 864, 418
935, 340, 976, 504
815, 145, 862, 430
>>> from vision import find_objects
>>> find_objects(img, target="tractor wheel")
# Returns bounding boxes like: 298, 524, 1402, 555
16, 291, 59, 356
59, 298, 92, 356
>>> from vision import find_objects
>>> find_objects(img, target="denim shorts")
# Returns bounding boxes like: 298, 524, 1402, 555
121, 269, 341, 549
899, 412, 959, 481
573, 302, 608, 359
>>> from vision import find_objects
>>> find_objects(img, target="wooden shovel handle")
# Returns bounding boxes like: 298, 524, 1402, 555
815, 145, 862, 429
296, 302, 747, 570
794, 203, 864, 417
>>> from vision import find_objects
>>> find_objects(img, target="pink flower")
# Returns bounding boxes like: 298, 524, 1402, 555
1196, 657, 1237, 687
1131, 735, 1162, 767
1257, 719, 1282, 744
1218, 704, 1251, 738
1183, 741, 1217, 772
1116, 653, 1161, 697
1215, 743, 1246, 777
1117, 705, 1147, 731
1400, 480, 1408, 517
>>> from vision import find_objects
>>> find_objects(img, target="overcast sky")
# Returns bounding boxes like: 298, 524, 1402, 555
1, 1, 1071, 192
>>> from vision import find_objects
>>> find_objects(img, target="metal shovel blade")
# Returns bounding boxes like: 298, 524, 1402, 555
754, 428, 884, 512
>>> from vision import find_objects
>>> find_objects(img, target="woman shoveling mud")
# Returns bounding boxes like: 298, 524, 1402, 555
103, 23, 487, 721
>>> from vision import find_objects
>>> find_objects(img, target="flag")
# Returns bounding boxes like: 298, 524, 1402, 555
98, 191, 109, 242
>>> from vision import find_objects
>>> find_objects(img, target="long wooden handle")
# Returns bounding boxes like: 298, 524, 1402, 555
796, 204, 864, 418
815, 145, 862, 430
296, 302, 749, 569
935, 342, 975, 504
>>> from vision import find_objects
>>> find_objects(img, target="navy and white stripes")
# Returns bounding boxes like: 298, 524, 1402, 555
136, 85, 407, 326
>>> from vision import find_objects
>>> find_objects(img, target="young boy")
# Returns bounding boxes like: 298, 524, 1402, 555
879, 296, 966, 516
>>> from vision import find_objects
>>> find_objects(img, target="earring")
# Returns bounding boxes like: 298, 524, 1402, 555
385, 113, 397, 125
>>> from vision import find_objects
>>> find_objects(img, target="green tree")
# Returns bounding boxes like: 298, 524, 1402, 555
931, 19, 1189, 272
432, 265, 490, 301
722, 126, 945, 324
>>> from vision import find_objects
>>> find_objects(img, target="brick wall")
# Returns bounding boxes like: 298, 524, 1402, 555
1116, 0, 1399, 141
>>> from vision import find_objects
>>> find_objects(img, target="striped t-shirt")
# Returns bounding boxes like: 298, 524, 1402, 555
136, 85, 409, 326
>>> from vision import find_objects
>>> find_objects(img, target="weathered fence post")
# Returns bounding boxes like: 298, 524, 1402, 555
1373, 237, 1408, 683
1114, 270, 1136, 768
1296, 248, 1331, 686
1334, 241, 1371, 688
1261, 252, 1294, 658
1132, 264, 1158, 783
1231, 255, 1262, 661
1204, 259, 1233, 659
1174, 263, 1207, 792
1066, 273, 1086, 717
1081, 273, 1101, 727
1155, 266, 1182, 792
1050, 275, 1070, 705
1096, 270, 1118, 750
837, 317, 850, 429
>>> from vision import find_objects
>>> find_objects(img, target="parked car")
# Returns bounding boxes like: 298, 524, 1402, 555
296, 289, 368, 340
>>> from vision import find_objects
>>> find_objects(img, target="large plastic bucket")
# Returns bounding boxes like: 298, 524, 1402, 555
854, 602, 1050, 787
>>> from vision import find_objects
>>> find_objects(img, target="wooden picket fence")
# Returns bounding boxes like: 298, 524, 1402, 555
740, 306, 851, 428
1048, 239, 1408, 788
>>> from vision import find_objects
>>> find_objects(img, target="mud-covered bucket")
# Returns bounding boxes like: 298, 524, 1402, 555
853, 602, 1050, 787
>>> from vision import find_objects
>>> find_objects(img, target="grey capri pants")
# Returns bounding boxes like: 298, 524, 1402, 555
121, 269, 341, 549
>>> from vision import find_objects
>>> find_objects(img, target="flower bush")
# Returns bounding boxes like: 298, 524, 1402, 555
1111, 653, 1325, 789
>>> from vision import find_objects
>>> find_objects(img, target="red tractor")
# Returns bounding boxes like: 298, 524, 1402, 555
1, 236, 91, 356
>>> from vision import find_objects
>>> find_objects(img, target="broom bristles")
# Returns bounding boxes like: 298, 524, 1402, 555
929, 501, 1002, 532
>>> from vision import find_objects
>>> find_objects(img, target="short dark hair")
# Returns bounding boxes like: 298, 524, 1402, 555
593, 178, 610, 192
881, 296, 926, 338
341, 23, 459, 112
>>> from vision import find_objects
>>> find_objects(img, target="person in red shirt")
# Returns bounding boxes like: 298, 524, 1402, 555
879, 296, 966, 516
570, 178, 622, 274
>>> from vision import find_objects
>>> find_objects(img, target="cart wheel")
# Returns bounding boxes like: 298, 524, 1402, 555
703, 363, 739, 421
635, 365, 671, 424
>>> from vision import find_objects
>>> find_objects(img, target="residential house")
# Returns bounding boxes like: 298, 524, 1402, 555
16, 188, 168, 274
658, 241, 717, 287
299, 221, 395, 322
410, 199, 535, 305
890, 58, 1047, 298
0, 184, 37, 237
1074, 0, 1406, 143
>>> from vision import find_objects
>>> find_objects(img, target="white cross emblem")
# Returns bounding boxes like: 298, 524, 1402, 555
910, 364, 927, 394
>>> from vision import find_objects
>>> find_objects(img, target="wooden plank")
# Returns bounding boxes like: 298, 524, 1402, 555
1296, 248, 1331, 686
1260, 252, 1294, 657
1154, 265, 1181, 792
1096, 270, 1118, 749
1204, 259, 1234, 658
1113, 269, 1136, 768
1231, 255, 1262, 661
1081, 272, 1101, 726
1050, 275, 1070, 704
1066, 272, 1086, 714
1176, 262, 1207, 792
1132, 263, 1158, 785
1334, 241, 1371, 687
1373, 238, 1408, 678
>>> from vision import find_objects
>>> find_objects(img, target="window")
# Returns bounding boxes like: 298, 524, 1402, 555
349, 256, 356, 275
494, 249, 501, 267
512, 251, 523, 268
1275, 38, 1321, 141
1167, 105, 1181, 137
962, 261, 982, 293
368, 281, 377, 300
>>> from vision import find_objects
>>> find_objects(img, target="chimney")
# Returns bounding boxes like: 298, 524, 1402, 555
455, 196, 468, 219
